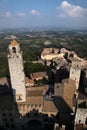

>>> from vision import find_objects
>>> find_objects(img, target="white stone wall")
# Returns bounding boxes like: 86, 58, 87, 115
70, 68, 81, 89
8, 50, 26, 102
8, 43, 20, 55
41, 53, 64, 60
75, 108, 87, 124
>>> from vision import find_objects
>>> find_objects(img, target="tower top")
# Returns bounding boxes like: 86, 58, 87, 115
8, 40, 20, 55
10, 40, 18, 46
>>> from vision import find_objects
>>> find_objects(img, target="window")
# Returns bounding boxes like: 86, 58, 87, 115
35, 105, 37, 108
12, 47, 16, 53
17, 96, 22, 101
39, 104, 41, 108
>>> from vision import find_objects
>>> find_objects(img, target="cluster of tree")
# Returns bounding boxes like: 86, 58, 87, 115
24, 62, 46, 76
0, 54, 9, 77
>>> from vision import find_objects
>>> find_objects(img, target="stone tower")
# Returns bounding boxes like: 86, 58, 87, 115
7, 40, 26, 102
70, 60, 81, 90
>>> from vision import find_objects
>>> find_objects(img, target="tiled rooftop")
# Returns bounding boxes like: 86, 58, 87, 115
43, 99, 58, 113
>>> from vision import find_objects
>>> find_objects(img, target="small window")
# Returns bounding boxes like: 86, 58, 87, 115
35, 105, 37, 108
39, 104, 41, 108
12, 47, 16, 53
17, 96, 22, 101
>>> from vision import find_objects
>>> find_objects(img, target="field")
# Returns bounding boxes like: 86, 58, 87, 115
0, 29, 87, 77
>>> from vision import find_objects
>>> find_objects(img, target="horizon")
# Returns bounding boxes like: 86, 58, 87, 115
1, 25, 87, 31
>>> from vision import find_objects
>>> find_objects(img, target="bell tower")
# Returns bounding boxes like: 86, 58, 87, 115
7, 40, 26, 102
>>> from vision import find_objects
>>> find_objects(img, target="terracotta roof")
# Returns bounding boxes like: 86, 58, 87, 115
62, 78, 76, 87
18, 88, 44, 105
30, 72, 47, 80
26, 96, 43, 105
43, 100, 58, 112
25, 78, 34, 86
10, 40, 18, 46
27, 90, 43, 96
18, 93, 43, 105
41, 48, 59, 55
60, 48, 69, 53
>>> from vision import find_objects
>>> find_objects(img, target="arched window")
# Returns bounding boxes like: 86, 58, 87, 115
12, 47, 16, 53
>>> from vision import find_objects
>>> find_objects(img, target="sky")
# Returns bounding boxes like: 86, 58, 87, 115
0, 0, 87, 29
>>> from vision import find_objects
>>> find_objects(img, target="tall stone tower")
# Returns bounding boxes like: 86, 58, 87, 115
70, 60, 81, 90
7, 40, 26, 102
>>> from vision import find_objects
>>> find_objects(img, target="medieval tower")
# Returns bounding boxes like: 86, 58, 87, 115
7, 40, 26, 102
70, 60, 81, 90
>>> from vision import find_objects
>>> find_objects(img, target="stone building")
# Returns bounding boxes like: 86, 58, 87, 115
0, 40, 58, 130
41, 48, 63, 61
75, 92, 87, 125
70, 60, 81, 90
0, 40, 80, 130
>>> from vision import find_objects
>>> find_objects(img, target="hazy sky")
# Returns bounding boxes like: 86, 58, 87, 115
0, 0, 87, 29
